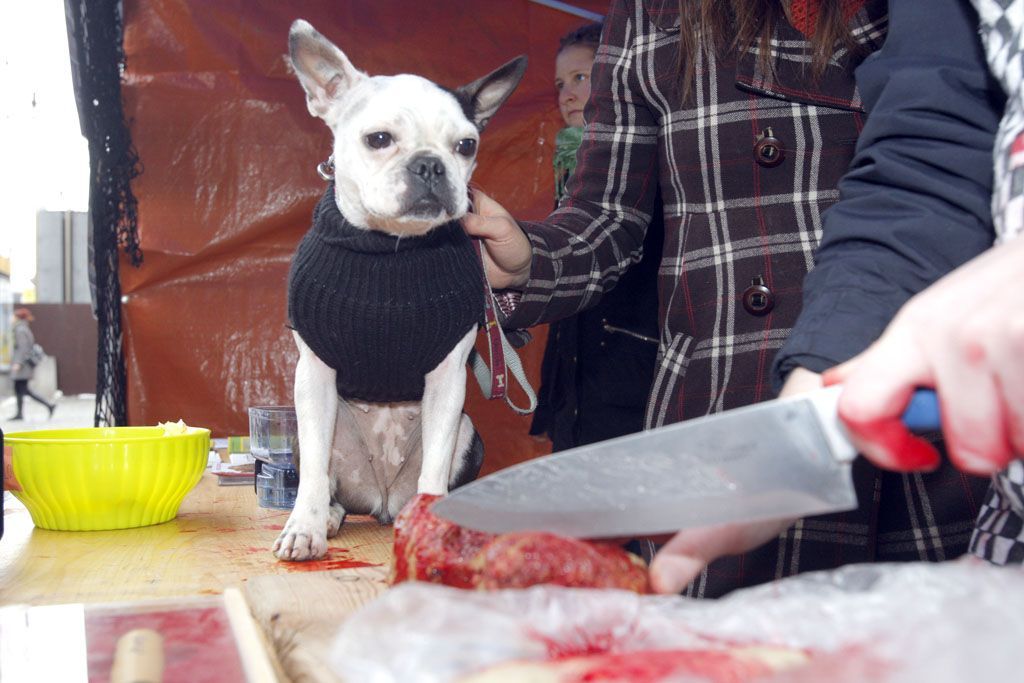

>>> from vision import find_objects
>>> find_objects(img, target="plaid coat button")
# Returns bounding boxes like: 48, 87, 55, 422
742, 275, 774, 315
754, 127, 784, 167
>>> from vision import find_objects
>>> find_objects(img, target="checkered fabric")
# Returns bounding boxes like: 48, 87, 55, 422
975, 0, 1024, 243
969, 0, 1024, 567
971, 461, 1024, 564
506, 0, 991, 597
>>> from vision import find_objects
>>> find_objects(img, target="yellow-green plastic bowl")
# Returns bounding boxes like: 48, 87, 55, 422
6, 426, 211, 531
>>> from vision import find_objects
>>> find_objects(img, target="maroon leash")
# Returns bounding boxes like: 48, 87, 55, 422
474, 238, 507, 400
470, 238, 535, 414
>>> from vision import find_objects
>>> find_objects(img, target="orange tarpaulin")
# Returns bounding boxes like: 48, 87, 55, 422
120, 1, 606, 473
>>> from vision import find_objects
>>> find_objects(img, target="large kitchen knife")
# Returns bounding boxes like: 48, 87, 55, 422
433, 386, 940, 538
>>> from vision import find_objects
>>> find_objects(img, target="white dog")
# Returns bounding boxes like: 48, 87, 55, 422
274, 20, 526, 561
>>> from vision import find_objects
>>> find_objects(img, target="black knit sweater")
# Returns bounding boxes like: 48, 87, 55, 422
288, 187, 485, 402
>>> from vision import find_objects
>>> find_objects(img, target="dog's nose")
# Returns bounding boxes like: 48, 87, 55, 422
408, 154, 446, 186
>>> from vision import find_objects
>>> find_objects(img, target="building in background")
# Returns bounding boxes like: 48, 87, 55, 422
13, 209, 100, 397
35, 210, 90, 304
0, 210, 97, 399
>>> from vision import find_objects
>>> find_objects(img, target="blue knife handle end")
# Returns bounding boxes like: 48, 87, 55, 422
902, 389, 940, 432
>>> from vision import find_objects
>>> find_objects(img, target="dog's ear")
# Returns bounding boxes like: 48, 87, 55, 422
456, 56, 528, 131
288, 19, 366, 119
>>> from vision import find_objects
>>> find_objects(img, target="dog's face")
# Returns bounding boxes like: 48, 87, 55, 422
288, 20, 527, 235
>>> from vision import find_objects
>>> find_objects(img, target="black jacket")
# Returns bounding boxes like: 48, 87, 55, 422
773, 0, 1006, 386
530, 194, 663, 451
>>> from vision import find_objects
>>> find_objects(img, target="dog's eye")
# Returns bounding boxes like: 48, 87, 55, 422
365, 132, 393, 149
454, 138, 477, 158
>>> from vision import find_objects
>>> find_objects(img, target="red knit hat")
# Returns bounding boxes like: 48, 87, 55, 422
789, 0, 865, 38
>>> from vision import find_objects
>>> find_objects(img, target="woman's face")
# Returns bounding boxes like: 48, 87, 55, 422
555, 45, 595, 127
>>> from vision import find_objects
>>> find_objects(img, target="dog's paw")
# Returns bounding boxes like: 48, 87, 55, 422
273, 521, 328, 561
325, 502, 346, 539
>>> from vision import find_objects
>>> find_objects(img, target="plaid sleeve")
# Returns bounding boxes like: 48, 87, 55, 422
506, 0, 657, 329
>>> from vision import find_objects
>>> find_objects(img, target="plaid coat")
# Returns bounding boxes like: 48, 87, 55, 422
508, 0, 990, 597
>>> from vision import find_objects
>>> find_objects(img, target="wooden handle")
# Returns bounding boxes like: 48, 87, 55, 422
111, 628, 165, 683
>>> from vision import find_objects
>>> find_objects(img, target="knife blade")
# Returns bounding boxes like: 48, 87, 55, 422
433, 386, 940, 538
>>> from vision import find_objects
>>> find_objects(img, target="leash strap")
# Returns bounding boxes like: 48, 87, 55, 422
471, 239, 537, 415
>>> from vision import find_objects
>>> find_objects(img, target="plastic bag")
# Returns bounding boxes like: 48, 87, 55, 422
329, 559, 1024, 683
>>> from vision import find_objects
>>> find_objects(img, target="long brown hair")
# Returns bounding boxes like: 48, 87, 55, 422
677, 1, 860, 101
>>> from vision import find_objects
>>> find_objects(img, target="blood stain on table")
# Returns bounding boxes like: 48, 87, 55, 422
281, 547, 380, 572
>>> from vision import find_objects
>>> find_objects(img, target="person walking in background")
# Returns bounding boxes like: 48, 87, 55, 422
530, 22, 663, 452
9, 308, 55, 421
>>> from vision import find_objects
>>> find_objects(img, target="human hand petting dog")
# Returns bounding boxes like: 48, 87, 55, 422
462, 189, 532, 288
824, 237, 1024, 476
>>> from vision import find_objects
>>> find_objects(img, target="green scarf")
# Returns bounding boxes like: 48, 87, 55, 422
553, 126, 584, 202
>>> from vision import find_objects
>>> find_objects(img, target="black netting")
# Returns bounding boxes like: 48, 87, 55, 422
65, 0, 142, 427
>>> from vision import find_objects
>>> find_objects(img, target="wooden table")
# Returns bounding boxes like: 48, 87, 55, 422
1, 473, 394, 682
